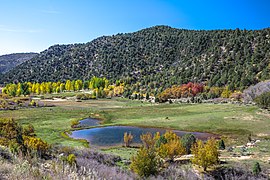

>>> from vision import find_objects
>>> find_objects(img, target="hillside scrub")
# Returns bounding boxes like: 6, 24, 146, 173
254, 91, 270, 109
1, 26, 270, 92
243, 80, 270, 102
0, 53, 37, 74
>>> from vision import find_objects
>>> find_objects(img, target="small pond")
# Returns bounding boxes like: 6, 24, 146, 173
70, 125, 217, 147
76, 118, 100, 127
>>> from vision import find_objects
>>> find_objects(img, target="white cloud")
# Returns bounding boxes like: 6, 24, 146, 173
0, 26, 41, 33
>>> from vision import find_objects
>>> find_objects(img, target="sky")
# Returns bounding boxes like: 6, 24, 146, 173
0, 0, 269, 55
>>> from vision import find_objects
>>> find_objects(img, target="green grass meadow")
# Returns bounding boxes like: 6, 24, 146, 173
0, 98, 269, 146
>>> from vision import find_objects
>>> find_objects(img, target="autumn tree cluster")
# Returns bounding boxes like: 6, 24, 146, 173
159, 82, 243, 102
131, 131, 194, 177
130, 131, 219, 177
0, 118, 49, 157
158, 82, 204, 102
2, 76, 125, 98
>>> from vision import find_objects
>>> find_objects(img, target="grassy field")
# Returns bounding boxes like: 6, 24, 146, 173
0, 98, 149, 146
1, 97, 270, 173
0, 98, 269, 146
0, 106, 92, 146
103, 103, 270, 144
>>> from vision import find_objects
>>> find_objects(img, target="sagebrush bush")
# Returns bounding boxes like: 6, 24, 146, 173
254, 91, 270, 109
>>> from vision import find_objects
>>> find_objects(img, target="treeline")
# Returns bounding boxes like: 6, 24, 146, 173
2, 78, 245, 103
1, 26, 270, 92
2, 77, 124, 98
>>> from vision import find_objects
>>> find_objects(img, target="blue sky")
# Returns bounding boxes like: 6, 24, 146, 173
0, 0, 269, 55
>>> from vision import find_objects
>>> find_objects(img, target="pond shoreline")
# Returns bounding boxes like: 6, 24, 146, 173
69, 118, 220, 147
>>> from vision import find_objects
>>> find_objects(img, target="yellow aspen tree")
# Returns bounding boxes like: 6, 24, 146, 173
65, 80, 71, 91
191, 138, 219, 171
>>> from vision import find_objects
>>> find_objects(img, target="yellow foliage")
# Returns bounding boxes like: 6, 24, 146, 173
164, 131, 179, 142
140, 132, 160, 149
23, 136, 49, 155
221, 86, 232, 98
124, 132, 133, 147
67, 154, 76, 166
130, 147, 159, 177
191, 138, 219, 171
157, 131, 186, 160
114, 85, 124, 96
158, 139, 186, 160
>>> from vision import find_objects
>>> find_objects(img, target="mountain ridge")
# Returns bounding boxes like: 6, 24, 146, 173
1, 25, 270, 90
0, 53, 38, 74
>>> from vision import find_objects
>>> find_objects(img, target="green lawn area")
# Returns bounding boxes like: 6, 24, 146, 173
0, 98, 269, 146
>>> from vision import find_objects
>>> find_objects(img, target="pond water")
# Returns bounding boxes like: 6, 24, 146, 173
70, 125, 217, 147
76, 118, 100, 127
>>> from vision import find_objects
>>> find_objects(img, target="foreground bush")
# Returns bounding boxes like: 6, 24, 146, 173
181, 133, 196, 154
253, 162, 262, 176
0, 118, 49, 157
23, 136, 49, 157
157, 131, 186, 160
131, 131, 187, 177
191, 138, 219, 171
254, 91, 270, 109
130, 147, 159, 177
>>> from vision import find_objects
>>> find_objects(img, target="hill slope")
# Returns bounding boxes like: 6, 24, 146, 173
0, 53, 38, 74
1, 26, 270, 90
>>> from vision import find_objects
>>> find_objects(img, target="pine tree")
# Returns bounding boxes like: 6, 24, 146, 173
218, 139, 226, 150
253, 162, 262, 175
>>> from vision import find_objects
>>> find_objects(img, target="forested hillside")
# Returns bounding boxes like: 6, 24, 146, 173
0, 53, 37, 74
1, 26, 269, 90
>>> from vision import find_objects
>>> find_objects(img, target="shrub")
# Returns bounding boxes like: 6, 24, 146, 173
67, 154, 77, 166
254, 91, 270, 109
130, 147, 159, 177
140, 132, 160, 149
0, 146, 13, 161
123, 132, 133, 147
71, 120, 79, 128
8, 140, 20, 154
191, 138, 219, 171
253, 162, 261, 175
0, 118, 24, 147
23, 124, 35, 137
23, 136, 49, 157
29, 100, 36, 106
76, 93, 95, 100
155, 135, 167, 148
181, 133, 196, 154
158, 139, 185, 160
218, 139, 226, 150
